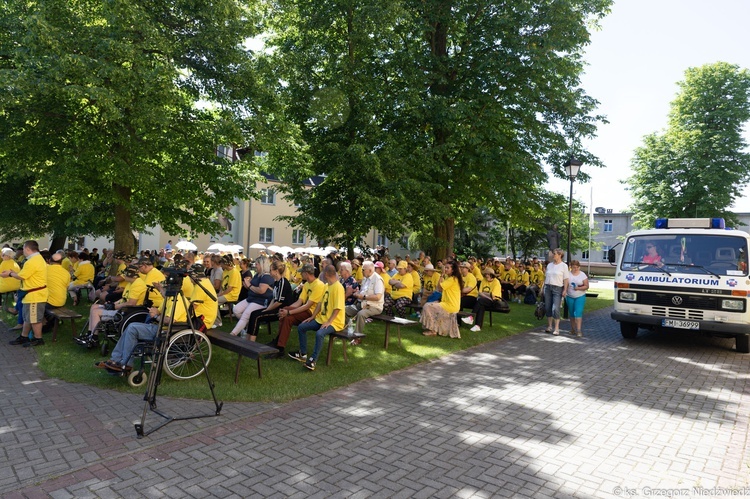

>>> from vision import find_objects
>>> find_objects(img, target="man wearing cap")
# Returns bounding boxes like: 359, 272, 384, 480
81, 265, 141, 346
382, 260, 413, 317
136, 257, 165, 310
463, 267, 505, 332
345, 260, 384, 335
47, 251, 71, 309
407, 261, 422, 303
269, 264, 324, 353
4, 241, 48, 346
289, 265, 345, 371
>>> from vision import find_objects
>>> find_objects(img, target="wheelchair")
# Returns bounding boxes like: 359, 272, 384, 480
116, 322, 212, 388
76, 306, 150, 356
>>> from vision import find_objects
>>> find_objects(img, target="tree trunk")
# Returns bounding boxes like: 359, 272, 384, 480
113, 183, 135, 255
49, 234, 67, 253
432, 217, 455, 261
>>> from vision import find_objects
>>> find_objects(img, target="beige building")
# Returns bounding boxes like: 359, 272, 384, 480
25, 173, 408, 257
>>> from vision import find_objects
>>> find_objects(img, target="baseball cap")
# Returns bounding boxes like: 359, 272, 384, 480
397, 261, 408, 269
374, 261, 385, 269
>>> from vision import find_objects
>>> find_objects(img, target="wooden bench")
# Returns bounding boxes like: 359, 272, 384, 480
371, 314, 418, 349
47, 307, 83, 343
325, 331, 366, 365
205, 329, 279, 384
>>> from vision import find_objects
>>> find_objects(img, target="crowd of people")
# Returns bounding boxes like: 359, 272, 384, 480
0, 241, 591, 372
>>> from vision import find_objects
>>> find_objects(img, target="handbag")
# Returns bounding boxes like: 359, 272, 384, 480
534, 300, 546, 320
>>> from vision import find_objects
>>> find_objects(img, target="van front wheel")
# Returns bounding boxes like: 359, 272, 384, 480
620, 322, 638, 339
736, 335, 750, 354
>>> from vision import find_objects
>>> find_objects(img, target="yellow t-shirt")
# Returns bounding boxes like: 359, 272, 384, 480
221, 267, 241, 302
471, 265, 483, 283
478, 278, 502, 300
125, 278, 149, 306
61, 258, 72, 272
316, 281, 345, 331
422, 272, 440, 294
72, 261, 95, 285
47, 264, 71, 308
439, 276, 461, 313
463, 273, 478, 297
0, 259, 21, 293
388, 272, 413, 300
191, 277, 218, 329
19, 253, 48, 303
143, 268, 165, 309
300, 279, 325, 308
531, 270, 545, 286
516, 271, 530, 286
354, 266, 364, 283
377, 270, 392, 295
499, 267, 517, 283
410, 270, 421, 295
162, 293, 188, 324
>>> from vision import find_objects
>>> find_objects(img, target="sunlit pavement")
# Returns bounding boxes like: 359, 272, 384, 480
1, 303, 748, 498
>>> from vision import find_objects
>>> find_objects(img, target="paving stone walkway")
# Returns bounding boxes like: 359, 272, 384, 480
1, 306, 748, 498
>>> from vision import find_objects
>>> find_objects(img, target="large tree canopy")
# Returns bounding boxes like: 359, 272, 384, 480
0, 0, 261, 253
261, 0, 610, 259
627, 62, 750, 228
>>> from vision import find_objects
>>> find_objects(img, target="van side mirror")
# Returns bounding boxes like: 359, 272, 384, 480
608, 248, 616, 264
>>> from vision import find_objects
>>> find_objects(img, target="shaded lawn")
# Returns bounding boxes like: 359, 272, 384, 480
5, 287, 614, 403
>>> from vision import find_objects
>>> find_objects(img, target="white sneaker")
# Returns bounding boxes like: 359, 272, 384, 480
470, 325, 481, 332
461, 316, 474, 325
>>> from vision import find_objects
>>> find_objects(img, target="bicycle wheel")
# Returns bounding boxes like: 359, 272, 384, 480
163, 329, 211, 380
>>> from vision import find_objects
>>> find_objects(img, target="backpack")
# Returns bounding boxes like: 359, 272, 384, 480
524, 288, 537, 305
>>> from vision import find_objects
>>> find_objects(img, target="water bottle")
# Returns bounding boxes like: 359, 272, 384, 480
347, 318, 355, 337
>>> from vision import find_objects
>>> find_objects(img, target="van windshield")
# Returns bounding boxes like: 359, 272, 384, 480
621, 234, 748, 277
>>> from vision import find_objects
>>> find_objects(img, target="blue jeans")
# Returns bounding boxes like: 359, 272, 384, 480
544, 285, 563, 320
111, 322, 159, 366
297, 320, 336, 362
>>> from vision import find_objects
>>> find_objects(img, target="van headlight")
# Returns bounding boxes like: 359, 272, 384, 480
620, 291, 637, 302
721, 299, 744, 311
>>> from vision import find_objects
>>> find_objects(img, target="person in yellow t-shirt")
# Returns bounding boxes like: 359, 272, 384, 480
217, 255, 241, 304
138, 258, 165, 310
68, 253, 96, 305
352, 258, 364, 283
0, 249, 22, 309
188, 264, 218, 330
419, 263, 441, 305
468, 257, 483, 283
459, 262, 478, 312
96, 284, 189, 372
498, 260, 517, 301
273, 264, 325, 352
463, 267, 507, 332
382, 261, 414, 317
290, 265, 345, 370
421, 260, 463, 339
47, 253, 72, 308
3, 241, 48, 346
512, 264, 530, 303
374, 262, 391, 296
408, 260, 421, 301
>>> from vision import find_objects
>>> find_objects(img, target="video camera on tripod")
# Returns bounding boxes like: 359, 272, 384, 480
162, 267, 188, 297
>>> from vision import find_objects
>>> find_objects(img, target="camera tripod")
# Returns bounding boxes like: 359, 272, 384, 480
135, 277, 222, 438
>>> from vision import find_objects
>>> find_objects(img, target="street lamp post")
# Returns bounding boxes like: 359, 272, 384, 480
564, 157, 583, 266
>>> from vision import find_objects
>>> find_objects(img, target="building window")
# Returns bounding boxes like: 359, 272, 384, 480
259, 227, 274, 243
581, 250, 589, 260
260, 188, 275, 205
602, 245, 610, 260
292, 229, 306, 245
377, 235, 387, 246
603, 219, 613, 232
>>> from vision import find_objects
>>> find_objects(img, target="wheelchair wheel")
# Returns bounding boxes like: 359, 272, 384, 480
100, 340, 109, 356
127, 370, 148, 388
163, 329, 211, 380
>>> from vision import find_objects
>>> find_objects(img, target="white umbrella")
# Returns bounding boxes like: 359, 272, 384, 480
278, 246, 294, 254
267, 245, 282, 253
293, 247, 307, 254
249, 243, 266, 249
225, 244, 244, 253
324, 246, 337, 254
175, 240, 197, 251
206, 243, 226, 252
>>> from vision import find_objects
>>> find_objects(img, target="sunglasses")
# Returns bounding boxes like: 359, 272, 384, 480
646, 245, 654, 249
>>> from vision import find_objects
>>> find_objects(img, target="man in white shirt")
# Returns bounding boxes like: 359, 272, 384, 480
345, 261, 384, 335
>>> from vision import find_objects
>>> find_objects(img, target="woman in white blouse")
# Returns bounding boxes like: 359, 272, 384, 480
543, 248, 570, 335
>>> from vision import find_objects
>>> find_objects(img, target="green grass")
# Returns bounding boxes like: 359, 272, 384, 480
3, 285, 613, 403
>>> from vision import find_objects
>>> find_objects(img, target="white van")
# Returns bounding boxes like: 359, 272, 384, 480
609, 217, 750, 353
